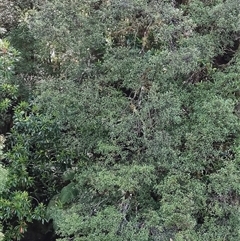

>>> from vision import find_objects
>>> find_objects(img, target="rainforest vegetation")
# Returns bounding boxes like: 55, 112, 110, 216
1, 0, 240, 240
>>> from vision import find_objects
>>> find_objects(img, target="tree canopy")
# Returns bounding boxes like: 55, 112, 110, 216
1, 0, 240, 240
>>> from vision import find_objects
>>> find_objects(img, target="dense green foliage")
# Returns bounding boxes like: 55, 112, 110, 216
1, 0, 240, 240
